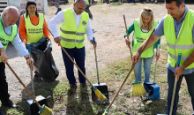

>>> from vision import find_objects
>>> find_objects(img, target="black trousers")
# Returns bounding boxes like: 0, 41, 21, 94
0, 62, 10, 104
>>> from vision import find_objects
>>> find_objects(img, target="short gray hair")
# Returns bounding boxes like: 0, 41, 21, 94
1, 6, 20, 18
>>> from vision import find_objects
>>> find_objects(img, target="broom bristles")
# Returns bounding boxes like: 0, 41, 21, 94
94, 88, 107, 101
130, 82, 146, 97
39, 104, 53, 115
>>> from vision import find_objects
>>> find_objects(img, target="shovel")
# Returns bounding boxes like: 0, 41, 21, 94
6, 62, 53, 115
91, 47, 109, 105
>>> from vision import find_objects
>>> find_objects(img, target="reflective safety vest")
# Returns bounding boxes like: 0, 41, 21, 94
0, 17, 17, 62
60, 8, 89, 48
0, 17, 17, 49
164, 10, 194, 69
133, 19, 157, 58
24, 13, 44, 44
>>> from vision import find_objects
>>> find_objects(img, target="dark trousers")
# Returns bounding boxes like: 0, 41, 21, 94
167, 69, 194, 114
0, 62, 10, 105
61, 47, 86, 85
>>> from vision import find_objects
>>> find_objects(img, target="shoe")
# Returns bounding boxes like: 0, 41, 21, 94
80, 83, 88, 94
68, 84, 77, 95
34, 72, 43, 82
2, 100, 17, 108
80, 83, 87, 88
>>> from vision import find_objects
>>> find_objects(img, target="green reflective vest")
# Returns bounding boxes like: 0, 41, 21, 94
0, 17, 17, 49
24, 13, 44, 44
164, 10, 194, 69
133, 19, 157, 58
60, 8, 89, 48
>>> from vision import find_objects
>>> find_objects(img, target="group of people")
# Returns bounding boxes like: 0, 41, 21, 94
0, 0, 194, 114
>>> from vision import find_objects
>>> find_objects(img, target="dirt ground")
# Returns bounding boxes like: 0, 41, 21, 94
6, 2, 194, 114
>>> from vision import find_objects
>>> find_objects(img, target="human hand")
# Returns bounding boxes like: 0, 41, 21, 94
175, 66, 184, 79
125, 38, 131, 49
91, 37, 97, 49
54, 37, 61, 46
0, 50, 8, 63
25, 56, 33, 69
132, 52, 140, 64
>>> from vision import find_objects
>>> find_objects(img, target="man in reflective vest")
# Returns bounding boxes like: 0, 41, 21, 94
0, 6, 33, 108
49, 0, 96, 89
132, 0, 194, 114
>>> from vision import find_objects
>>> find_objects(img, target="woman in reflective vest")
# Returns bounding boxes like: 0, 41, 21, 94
19, 1, 51, 81
124, 8, 160, 83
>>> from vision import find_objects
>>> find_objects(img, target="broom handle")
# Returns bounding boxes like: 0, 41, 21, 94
169, 53, 181, 115
6, 62, 41, 108
106, 63, 135, 110
123, 15, 133, 59
47, 28, 94, 86
94, 47, 100, 84
153, 48, 158, 83
30, 67, 35, 95
61, 47, 93, 86
169, 77, 178, 115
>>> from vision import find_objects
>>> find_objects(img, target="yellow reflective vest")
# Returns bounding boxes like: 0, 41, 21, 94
24, 13, 44, 44
60, 8, 89, 48
0, 17, 17, 49
164, 10, 194, 69
133, 19, 157, 58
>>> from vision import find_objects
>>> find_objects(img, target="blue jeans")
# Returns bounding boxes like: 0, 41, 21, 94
167, 69, 194, 115
134, 57, 153, 83
61, 47, 86, 85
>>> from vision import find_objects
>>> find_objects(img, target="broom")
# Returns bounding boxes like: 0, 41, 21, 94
61, 48, 107, 102
123, 15, 146, 97
6, 62, 53, 115
47, 29, 107, 102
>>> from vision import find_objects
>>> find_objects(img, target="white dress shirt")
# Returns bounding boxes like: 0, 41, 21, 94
49, 8, 94, 41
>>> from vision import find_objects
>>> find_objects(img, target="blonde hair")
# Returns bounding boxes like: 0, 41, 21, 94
139, 8, 154, 31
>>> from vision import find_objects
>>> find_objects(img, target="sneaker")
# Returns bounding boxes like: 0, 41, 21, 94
2, 99, 17, 108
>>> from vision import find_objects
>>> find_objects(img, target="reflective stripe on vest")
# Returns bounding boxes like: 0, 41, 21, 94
133, 19, 157, 58
60, 8, 89, 48
24, 13, 44, 44
164, 10, 194, 69
0, 18, 17, 49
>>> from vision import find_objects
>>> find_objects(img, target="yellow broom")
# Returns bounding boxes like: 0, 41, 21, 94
6, 62, 53, 115
123, 15, 146, 97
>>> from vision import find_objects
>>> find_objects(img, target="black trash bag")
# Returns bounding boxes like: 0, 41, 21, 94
30, 39, 59, 82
